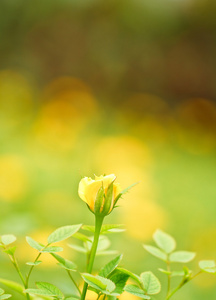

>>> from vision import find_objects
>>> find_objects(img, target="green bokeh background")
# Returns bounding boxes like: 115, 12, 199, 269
0, 0, 216, 299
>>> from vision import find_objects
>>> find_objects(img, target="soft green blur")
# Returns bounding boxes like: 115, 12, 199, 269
0, 0, 216, 299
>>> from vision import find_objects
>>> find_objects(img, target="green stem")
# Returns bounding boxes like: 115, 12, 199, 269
12, 257, 26, 287
11, 255, 30, 300
165, 277, 186, 300
80, 215, 104, 300
25, 252, 42, 288
66, 270, 81, 296
2, 243, 29, 300
166, 260, 171, 296
165, 271, 202, 300
191, 270, 203, 280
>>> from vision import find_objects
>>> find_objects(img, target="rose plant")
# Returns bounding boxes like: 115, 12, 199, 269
0, 174, 215, 300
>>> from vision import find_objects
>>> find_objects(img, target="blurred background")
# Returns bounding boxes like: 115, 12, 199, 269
0, 0, 216, 299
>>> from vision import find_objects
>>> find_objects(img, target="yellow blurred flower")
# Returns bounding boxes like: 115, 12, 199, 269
78, 174, 121, 215
0, 155, 27, 202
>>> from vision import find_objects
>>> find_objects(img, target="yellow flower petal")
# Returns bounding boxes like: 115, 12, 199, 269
78, 174, 121, 215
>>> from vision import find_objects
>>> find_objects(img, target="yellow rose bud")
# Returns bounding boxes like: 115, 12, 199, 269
78, 174, 121, 216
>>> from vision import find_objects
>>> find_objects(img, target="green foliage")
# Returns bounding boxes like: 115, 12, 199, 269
169, 251, 196, 263
40, 246, 63, 253
114, 182, 138, 207
94, 186, 105, 215
0, 210, 215, 300
26, 261, 42, 266
123, 271, 160, 299
1, 235, 16, 246
3, 247, 16, 256
25, 282, 63, 298
116, 268, 141, 283
0, 295, 12, 299
69, 235, 118, 256
103, 182, 114, 215
108, 269, 129, 294
99, 255, 123, 277
140, 272, 161, 295
0, 278, 23, 295
26, 237, 44, 251
81, 274, 117, 296
51, 253, 77, 271
143, 245, 167, 261
153, 230, 176, 254
158, 269, 185, 277
47, 225, 82, 244
199, 260, 216, 273
124, 285, 150, 299
0, 288, 11, 299
82, 224, 125, 234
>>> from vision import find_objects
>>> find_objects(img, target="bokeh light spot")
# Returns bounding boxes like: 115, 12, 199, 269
0, 155, 28, 202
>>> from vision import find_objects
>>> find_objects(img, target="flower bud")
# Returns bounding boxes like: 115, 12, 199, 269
78, 174, 121, 216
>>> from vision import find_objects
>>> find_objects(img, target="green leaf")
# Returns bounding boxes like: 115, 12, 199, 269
158, 269, 184, 277
97, 236, 111, 251
94, 185, 105, 214
199, 260, 216, 273
199, 260, 215, 269
82, 224, 125, 234
26, 237, 44, 251
27, 294, 52, 300
25, 282, 64, 298
116, 268, 140, 284
51, 253, 77, 271
101, 224, 125, 234
26, 261, 42, 266
97, 250, 118, 256
140, 272, 161, 295
143, 245, 167, 261
85, 235, 111, 253
1, 235, 16, 246
81, 225, 95, 233
153, 230, 176, 254
99, 255, 123, 278
158, 268, 171, 275
172, 271, 185, 277
114, 182, 138, 206
0, 295, 11, 299
36, 282, 63, 297
81, 274, 116, 294
0, 289, 4, 296
47, 224, 82, 244
41, 246, 63, 253
108, 269, 129, 294
68, 244, 87, 253
72, 232, 91, 242
183, 266, 192, 277
25, 289, 55, 297
103, 182, 114, 215
0, 278, 24, 295
81, 274, 106, 291
169, 251, 196, 263
124, 285, 150, 299
3, 247, 16, 256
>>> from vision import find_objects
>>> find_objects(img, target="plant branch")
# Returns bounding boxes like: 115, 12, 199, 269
165, 271, 203, 299
166, 259, 171, 296
25, 252, 42, 288
66, 270, 81, 296
80, 215, 104, 300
